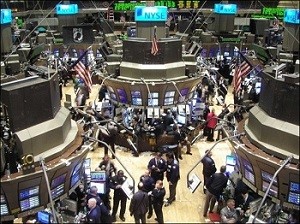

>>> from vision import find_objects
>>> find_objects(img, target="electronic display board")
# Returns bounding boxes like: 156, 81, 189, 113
56, 4, 78, 15
134, 6, 168, 22
51, 173, 67, 200
19, 186, 40, 212
0, 9, 12, 24
284, 9, 300, 24
0, 195, 9, 215
214, 4, 237, 15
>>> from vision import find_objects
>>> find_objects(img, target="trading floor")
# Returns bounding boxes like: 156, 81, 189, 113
62, 82, 234, 223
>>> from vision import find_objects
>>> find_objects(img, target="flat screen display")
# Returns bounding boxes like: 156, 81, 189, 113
70, 172, 81, 188
226, 155, 236, 166
244, 168, 255, 185
90, 171, 106, 182
51, 173, 67, 189
131, 91, 142, 106
51, 184, 65, 200
290, 182, 300, 193
84, 158, 91, 168
214, 4, 237, 15
19, 186, 39, 200
284, 9, 300, 24
148, 98, 159, 106
177, 114, 186, 125
0, 195, 9, 215
226, 165, 235, 174
20, 195, 40, 212
165, 91, 175, 97
288, 192, 300, 205
117, 88, 128, 104
56, 4, 78, 15
262, 180, 278, 197
72, 163, 82, 175
90, 182, 106, 194
147, 107, 160, 119
36, 211, 51, 224
261, 170, 277, 185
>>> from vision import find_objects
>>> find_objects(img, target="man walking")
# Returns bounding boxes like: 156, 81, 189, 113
129, 182, 149, 224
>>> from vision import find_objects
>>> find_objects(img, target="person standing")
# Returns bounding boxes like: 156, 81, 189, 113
201, 150, 217, 193
147, 152, 167, 183
164, 152, 180, 207
151, 180, 166, 224
203, 165, 229, 217
129, 182, 149, 224
109, 170, 128, 222
139, 170, 155, 219
206, 108, 218, 142
86, 198, 101, 223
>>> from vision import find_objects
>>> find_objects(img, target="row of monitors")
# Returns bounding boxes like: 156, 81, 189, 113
0, 158, 99, 217
229, 155, 300, 206
107, 86, 192, 107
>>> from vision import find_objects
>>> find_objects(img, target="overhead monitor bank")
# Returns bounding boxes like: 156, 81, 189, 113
134, 6, 168, 22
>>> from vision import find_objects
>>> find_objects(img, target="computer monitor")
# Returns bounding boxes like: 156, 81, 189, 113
244, 169, 255, 185
290, 182, 300, 193
90, 182, 106, 194
19, 185, 40, 212
177, 114, 186, 125
226, 155, 236, 166
90, 171, 106, 182
36, 211, 51, 224
0, 195, 9, 215
226, 165, 235, 175
83, 158, 91, 168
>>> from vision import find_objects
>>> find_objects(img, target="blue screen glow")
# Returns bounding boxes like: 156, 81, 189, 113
0, 9, 12, 24
56, 4, 78, 15
135, 6, 168, 22
284, 9, 300, 24
214, 4, 237, 15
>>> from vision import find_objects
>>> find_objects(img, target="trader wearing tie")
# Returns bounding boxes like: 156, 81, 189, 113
147, 152, 167, 183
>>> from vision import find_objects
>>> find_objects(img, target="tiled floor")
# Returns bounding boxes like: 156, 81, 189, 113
62, 82, 235, 223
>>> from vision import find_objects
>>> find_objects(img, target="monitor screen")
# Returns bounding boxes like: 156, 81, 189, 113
165, 91, 175, 97
56, 4, 78, 15
85, 167, 91, 178
0, 9, 12, 24
72, 163, 82, 175
261, 170, 277, 185
226, 164, 235, 175
36, 211, 51, 224
51, 173, 67, 189
214, 4, 237, 15
20, 195, 40, 212
117, 88, 128, 104
19, 186, 39, 200
131, 91, 142, 106
70, 172, 81, 188
177, 114, 186, 125
90, 171, 106, 182
148, 98, 159, 106
262, 180, 278, 197
226, 155, 236, 166
0, 195, 9, 215
284, 9, 300, 24
147, 107, 160, 119
244, 169, 255, 185
90, 182, 106, 194
83, 158, 91, 168
290, 182, 300, 193
288, 192, 300, 205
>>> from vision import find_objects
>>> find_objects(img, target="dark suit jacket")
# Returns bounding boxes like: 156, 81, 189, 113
129, 190, 149, 215
206, 172, 228, 199
201, 155, 217, 177
86, 205, 101, 223
152, 187, 166, 205
242, 194, 255, 211
147, 157, 167, 180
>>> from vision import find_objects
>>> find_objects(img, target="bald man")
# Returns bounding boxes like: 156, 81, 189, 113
86, 198, 101, 223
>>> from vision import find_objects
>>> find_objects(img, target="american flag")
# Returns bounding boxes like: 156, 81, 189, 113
233, 54, 252, 95
72, 49, 93, 92
151, 30, 159, 56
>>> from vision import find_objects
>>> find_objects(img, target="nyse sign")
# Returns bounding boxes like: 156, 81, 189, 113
135, 6, 168, 22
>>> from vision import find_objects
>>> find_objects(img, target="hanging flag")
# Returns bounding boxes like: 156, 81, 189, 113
71, 47, 93, 92
233, 53, 252, 95
151, 27, 159, 56
165, 15, 173, 27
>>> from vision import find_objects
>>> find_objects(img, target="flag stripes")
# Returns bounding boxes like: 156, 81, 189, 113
74, 60, 92, 92
151, 34, 158, 56
233, 59, 252, 95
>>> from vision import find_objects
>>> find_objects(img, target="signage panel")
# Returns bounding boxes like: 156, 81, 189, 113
284, 9, 300, 24
56, 4, 78, 15
135, 6, 168, 22
214, 4, 237, 15
0, 9, 12, 24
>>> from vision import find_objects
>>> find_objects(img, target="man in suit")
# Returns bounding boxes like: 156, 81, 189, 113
147, 152, 167, 183
139, 170, 155, 219
165, 152, 180, 207
110, 170, 128, 222
220, 198, 238, 223
151, 180, 166, 224
201, 150, 217, 192
203, 165, 229, 217
86, 198, 101, 223
129, 182, 149, 224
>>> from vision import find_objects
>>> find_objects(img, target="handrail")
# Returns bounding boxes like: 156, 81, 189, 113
252, 155, 293, 223
187, 133, 245, 189
83, 136, 136, 194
